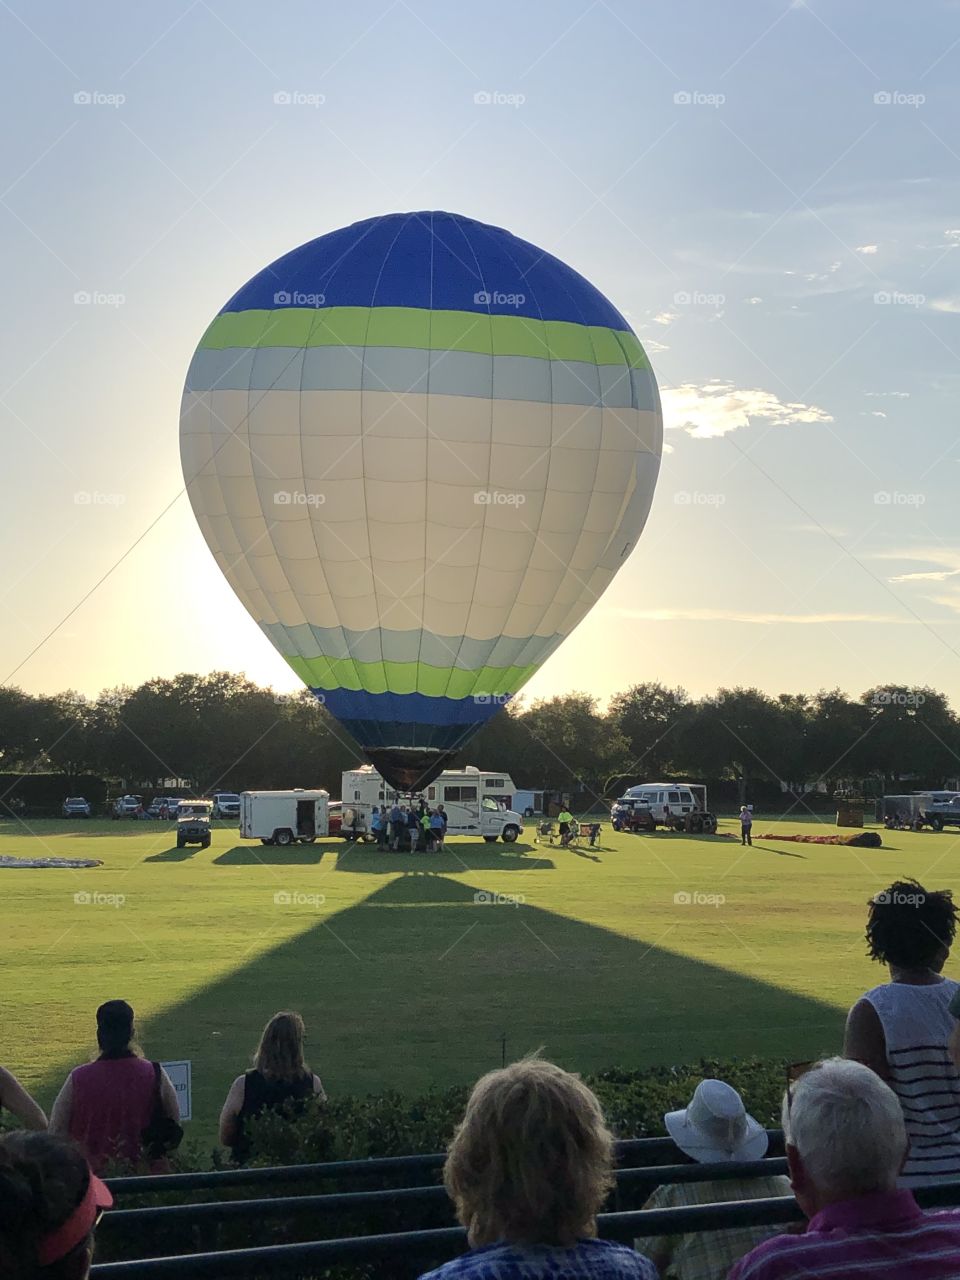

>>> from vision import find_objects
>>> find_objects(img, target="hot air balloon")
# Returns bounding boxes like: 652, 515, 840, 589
180, 212, 662, 791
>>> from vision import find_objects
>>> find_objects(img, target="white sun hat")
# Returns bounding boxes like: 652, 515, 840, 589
665, 1079, 769, 1163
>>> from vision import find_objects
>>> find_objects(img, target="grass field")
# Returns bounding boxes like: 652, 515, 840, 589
3, 813, 959, 1145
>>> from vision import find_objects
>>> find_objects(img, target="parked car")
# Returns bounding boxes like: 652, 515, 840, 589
111, 795, 143, 820
146, 797, 181, 820
62, 797, 92, 819
176, 800, 213, 848
211, 792, 241, 820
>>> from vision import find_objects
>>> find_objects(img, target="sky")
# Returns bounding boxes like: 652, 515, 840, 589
3, 0, 960, 709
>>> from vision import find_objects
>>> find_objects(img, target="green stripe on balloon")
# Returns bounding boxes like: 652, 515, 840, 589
283, 653, 539, 697
199, 307, 650, 369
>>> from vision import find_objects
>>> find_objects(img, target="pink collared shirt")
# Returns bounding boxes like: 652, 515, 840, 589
728, 1188, 960, 1279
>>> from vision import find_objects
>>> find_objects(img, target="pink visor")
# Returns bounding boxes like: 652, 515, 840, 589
36, 1168, 113, 1266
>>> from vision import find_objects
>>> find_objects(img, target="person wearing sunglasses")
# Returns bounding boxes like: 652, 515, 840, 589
0, 1130, 112, 1279
730, 1058, 960, 1279
843, 879, 960, 1184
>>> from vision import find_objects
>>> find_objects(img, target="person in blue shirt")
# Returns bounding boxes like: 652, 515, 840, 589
418, 1058, 655, 1280
389, 803, 404, 852
370, 806, 385, 849
430, 808, 445, 851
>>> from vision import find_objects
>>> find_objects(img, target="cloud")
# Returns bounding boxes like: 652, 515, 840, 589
652, 311, 678, 326
661, 381, 833, 439
610, 607, 900, 624
930, 297, 960, 314
856, 244, 879, 254
865, 390, 909, 398
744, 296, 763, 305
642, 338, 670, 353
890, 569, 960, 583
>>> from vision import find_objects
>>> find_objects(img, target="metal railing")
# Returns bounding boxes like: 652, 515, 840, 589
99, 1158, 790, 1233
106, 1131, 785, 1197
89, 1180, 960, 1277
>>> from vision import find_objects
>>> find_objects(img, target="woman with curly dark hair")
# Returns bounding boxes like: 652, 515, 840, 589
844, 878, 960, 1183
0, 1130, 112, 1280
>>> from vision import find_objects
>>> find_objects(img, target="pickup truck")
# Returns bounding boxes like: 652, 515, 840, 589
921, 797, 960, 831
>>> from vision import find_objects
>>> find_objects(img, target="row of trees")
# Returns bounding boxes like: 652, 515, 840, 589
0, 675, 956, 801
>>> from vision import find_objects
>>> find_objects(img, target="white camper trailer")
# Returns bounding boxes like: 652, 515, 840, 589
341, 765, 524, 842
240, 789, 329, 846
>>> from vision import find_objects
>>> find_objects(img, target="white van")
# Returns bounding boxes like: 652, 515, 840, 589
341, 765, 525, 842
240, 789, 329, 846
622, 783, 703, 825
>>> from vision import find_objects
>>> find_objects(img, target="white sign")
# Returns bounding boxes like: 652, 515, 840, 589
161, 1060, 192, 1122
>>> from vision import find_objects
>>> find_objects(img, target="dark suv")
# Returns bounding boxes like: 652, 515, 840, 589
176, 800, 213, 849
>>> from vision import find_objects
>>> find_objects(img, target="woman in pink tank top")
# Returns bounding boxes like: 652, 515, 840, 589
49, 1000, 180, 1173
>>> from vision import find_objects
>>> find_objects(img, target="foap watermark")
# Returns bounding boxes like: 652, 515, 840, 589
273, 289, 326, 307
873, 490, 925, 506
674, 890, 725, 908
473, 90, 525, 108
74, 891, 125, 908
473, 693, 510, 706
274, 490, 326, 507
874, 90, 925, 108
273, 890, 326, 908
674, 491, 726, 507
872, 689, 926, 707
273, 90, 325, 107
673, 290, 725, 307
474, 890, 525, 907
74, 90, 125, 108
874, 290, 925, 308
74, 290, 125, 308
474, 289, 525, 308
674, 90, 725, 108
474, 490, 525, 506
874, 888, 926, 906
74, 491, 126, 507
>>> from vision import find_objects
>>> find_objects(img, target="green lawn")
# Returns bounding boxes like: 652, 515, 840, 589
3, 813, 959, 1145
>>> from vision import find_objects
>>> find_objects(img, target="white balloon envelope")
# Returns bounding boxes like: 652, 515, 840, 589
180, 211, 662, 788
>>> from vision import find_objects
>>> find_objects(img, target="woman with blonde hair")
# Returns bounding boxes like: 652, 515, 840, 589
420, 1058, 655, 1279
219, 1011, 325, 1162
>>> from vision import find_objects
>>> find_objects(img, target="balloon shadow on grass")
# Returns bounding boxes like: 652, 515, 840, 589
214, 844, 332, 866
33, 873, 849, 1136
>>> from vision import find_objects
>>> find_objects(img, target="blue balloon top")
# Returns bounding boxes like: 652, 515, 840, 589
220, 211, 631, 330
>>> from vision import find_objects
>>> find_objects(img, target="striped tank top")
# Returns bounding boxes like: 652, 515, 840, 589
864, 979, 960, 1183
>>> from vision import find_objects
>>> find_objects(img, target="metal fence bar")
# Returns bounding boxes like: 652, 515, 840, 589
100, 1158, 791, 1233
106, 1131, 786, 1196
90, 1180, 960, 1277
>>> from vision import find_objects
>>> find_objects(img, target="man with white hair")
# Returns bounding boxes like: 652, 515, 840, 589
729, 1057, 960, 1279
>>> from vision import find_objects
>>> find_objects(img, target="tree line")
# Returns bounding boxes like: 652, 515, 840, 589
0, 675, 955, 805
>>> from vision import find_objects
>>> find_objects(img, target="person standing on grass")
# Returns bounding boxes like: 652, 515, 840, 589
557, 807, 574, 847
430, 807, 445, 851
844, 880, 960, 1184
0, 1066, 47, 1130
407, 805, 421, 851
219, 1011, 325, 1164
389, 801, 404, 851
739, 806, 753, 846
370, 806, 383, 847
49, 1001, 180, 1173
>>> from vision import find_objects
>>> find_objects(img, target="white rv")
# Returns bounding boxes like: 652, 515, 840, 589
341, 765, 525, 842
240, 789, 329, 846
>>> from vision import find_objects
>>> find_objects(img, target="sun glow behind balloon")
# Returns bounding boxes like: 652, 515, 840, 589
179, 211, 662, 789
